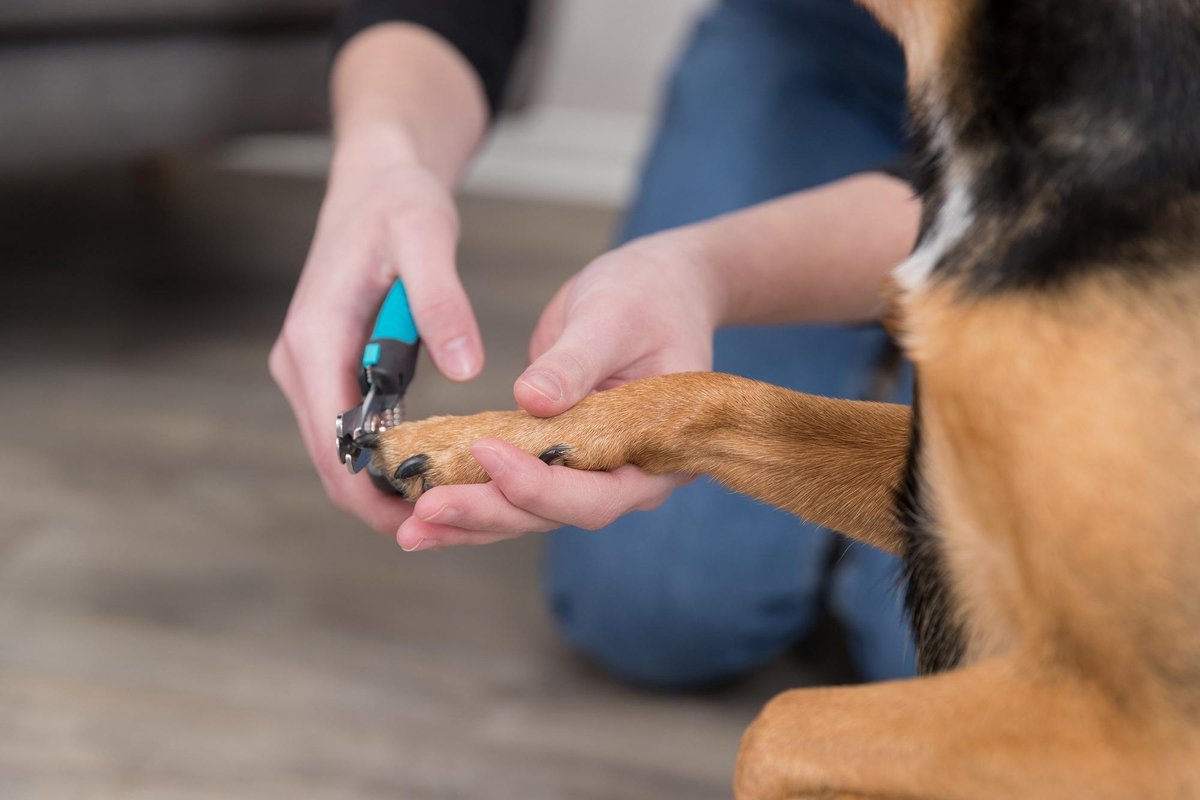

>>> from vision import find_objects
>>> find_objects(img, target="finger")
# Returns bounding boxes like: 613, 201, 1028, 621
514, 296, 642, 417
396, 525, 520, 552
470, 439, 683, 530
396, 441, 687, 550
273, 335, 416, 534
396, 486, 557, 551
276, 251, 422, 536
405, 481, 568, 541
385, 208, 483, 381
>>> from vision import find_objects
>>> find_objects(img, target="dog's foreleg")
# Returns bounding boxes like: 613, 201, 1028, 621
376, 372, 910, 553
733, 657, 1165, 800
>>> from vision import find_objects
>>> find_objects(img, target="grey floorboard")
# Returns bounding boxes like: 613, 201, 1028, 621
0, 168, 830, 799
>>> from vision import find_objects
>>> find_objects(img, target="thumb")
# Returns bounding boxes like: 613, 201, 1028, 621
388, 212, 483, 382
514, 302, 636, 417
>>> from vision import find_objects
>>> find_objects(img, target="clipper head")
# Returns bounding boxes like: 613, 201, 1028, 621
335, 383, 405, 475
335, 330, 419, 494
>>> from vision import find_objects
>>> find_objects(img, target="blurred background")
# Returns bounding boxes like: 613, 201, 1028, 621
0, 2, 851, 797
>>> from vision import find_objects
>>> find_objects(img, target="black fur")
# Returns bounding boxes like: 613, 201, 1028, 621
896, 391, 967, 674
897, 1, 1200, 673
924, 0, 1200, 293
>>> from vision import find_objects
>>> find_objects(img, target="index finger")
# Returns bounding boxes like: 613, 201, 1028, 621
408, 439, 687, 536
277, 336, 416, 535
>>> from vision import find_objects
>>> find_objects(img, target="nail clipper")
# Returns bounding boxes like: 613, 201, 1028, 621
335, 281, 420, 494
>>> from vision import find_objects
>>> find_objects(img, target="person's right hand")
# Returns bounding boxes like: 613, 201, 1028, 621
270, 137, 484, 534
394, 233, 727, 550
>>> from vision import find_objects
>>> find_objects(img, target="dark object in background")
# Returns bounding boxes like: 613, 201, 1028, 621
0, 0, 338, 174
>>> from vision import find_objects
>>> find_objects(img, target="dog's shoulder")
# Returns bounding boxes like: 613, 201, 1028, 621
907, 0, 1200, 297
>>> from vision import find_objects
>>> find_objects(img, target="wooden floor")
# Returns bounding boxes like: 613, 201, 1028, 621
0, 168, 838, 799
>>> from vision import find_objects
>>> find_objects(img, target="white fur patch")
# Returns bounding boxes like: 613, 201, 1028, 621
893, 178, 975, 292
893, 110, 976, 293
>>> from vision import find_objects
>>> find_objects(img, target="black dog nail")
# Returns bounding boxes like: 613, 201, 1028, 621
356, 433, 381, 450
539, 444, 572, 466
395, 454, 430, 480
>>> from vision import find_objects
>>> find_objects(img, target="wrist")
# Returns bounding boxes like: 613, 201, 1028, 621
331, 23, 487, 186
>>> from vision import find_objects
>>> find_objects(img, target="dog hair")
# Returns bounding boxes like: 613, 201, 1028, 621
370, 1, 1200, 795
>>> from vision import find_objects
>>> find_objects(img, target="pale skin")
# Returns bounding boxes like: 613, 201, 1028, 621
270, 22, 922, 551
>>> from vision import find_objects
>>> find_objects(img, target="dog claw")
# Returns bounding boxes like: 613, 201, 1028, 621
539, 444, 572, 466
395, 454, 430, 480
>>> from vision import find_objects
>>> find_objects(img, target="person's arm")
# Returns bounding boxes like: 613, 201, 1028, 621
688, 172, 919, 326
330, 23, 487, 185
334, 0, 532, 116
271, 7, 528, 534
395, 172, 921, 550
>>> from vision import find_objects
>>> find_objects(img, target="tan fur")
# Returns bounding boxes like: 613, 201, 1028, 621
733, 656, 1197, 800
369, 1, 1200, 795
378, 373, 910, 554
377, 273, 1200, 798
904, 272, 1200, 707
853, 0, 969, 86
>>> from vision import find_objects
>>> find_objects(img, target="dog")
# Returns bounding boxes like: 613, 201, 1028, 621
368, 1, 1200, 796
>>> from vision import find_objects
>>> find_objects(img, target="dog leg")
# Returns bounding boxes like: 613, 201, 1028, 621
733, 657, 1164, 800
374, 372, 910, 553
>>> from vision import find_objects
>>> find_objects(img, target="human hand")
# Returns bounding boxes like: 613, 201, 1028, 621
395, 235, 725, 550
270, 136, 484, 534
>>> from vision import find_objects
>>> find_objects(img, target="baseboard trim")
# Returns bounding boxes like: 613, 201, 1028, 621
211, 107, 650, 208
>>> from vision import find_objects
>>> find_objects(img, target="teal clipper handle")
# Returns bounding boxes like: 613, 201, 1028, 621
335, 280, 421, 491
369, 282, 419, 350
357, 280, 420, 397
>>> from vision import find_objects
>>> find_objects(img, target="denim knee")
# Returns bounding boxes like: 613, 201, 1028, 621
546, 563, 807, 689
543, 483, 835, 690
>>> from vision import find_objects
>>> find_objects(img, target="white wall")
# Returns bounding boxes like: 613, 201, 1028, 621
465, 0, 711, 205
218, 1, 711, 207
533, 0, 710, 115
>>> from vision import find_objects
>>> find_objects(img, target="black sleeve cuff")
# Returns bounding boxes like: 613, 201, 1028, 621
334, 0, 532, 115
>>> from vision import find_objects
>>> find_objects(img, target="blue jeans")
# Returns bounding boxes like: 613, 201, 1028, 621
543, 0, 915, 687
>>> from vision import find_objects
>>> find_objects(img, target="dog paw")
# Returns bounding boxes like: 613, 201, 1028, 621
368, 411, 576, 500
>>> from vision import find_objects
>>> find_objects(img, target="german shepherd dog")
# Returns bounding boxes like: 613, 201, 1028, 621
369, 1, 1200, 795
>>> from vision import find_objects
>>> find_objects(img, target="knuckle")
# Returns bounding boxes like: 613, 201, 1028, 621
318, 472, 353, 511
579, 503, 620, 531
414, 293, 468, 339
501, 475, 542, 510
275, 317, 312, 358
384, 204, 458, 242
267, 339, 289, 383
568, 476, 630, 531
553, 348, 591, 387
635, 493, 668, 513
330, 490, 360, 518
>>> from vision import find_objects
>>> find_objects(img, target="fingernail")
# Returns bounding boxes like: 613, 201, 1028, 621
400, 534, 438, 552
440, 336, 478, 381
419, 503, 461, 525
471, 444, 506, 476
519, 370, 562, 403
